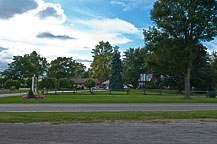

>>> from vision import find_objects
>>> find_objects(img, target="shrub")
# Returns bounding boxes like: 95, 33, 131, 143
57, 78, 75, 89
206, 90, 216, 98
38, 77, 56, 90
145, 83, 156, 89
3, 79, 20, 89
84, 79, 96, 94
28, 89, 35, 98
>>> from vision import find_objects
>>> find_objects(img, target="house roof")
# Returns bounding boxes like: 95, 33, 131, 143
71, 78, 108, 84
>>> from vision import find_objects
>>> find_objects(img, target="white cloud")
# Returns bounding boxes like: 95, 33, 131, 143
110, 1, 126, 7
204, 38, 217, 53
0, 0, 141, 71
110, 0, 155, 11
77, 18, 139, 34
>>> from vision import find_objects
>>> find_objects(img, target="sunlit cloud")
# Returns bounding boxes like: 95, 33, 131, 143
110, 0, 156, 11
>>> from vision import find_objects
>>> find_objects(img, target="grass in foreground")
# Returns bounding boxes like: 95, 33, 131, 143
0, 111, 217, 123
0, 95, 216, 104
0, 89, 28, 94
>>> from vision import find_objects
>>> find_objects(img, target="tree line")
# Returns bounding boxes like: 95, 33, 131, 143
0, 51, 87, 89
0, 40, 217, 95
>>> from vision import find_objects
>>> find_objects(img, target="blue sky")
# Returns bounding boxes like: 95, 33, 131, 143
0, 0, 216, 71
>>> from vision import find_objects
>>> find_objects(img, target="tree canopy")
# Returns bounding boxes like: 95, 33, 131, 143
211, 52, 217, 89
122, 48, 148, 88
84, 79, 96, 94
1, 51, 48, 83
91, 41, 114, 79
144, 0, 217, 98
48, 57, 86, 79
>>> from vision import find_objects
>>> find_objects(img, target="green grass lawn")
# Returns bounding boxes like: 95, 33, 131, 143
0, 95, 216, 104
0, 89, 215, 104
44, 89, 204, 96
1, 111, 217, 123
0, 89, 28, 94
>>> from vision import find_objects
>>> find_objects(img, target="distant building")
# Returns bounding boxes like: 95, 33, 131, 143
71, 78, 108, 89
137, 70, 155, 88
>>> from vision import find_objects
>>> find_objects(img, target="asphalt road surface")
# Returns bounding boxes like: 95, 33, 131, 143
0, 103, 217, 112
0, 119, 217, 144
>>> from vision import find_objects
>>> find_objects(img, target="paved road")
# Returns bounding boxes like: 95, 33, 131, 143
0, 103, 217, 112
0, 119, 217, 144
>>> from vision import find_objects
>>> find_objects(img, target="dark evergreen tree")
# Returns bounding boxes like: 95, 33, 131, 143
109, 48, 123, 90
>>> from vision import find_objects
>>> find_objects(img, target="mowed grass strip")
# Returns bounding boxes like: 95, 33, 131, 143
0, 111, 217, 123
0, 90, 28, 94
0, 95, 217, 104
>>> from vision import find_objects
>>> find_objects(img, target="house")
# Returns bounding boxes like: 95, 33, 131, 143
137, 70, 155, 88
71, 78, 108, 89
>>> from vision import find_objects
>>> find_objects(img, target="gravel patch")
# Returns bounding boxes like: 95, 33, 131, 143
0, 119, 217, 144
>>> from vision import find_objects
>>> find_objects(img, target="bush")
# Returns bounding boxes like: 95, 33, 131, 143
84, 79, 96, 94
38, 77, 56, 90
145, 83, 156, 89
3, 79, 20, 89
28, 89, 35, 98
206, 90, 216, 98
57, 78, 74, 89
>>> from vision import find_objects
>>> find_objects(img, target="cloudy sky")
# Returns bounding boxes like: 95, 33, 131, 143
0, 0, 216, 71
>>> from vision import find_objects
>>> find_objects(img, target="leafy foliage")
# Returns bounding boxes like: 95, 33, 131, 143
1, 51, 48, 83
48, 57, 86, 79
145, 0, 217, 98
25, 77, 32, 88
91, 41, 114, 78
3, 79, 20, 89
122, 48, 148, 88
84, 79, 96, 89
84, 79, 96, 94
57, 78, 75, 89
38, 77, 56, 90
211, 52, 217, 89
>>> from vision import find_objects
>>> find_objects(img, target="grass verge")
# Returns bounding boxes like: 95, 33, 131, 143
0, 111, 217, 123
0, 90, 28, 94
0, 95, 216, 104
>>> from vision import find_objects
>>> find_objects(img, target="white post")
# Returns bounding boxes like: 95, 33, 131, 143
32, 75, 36, 92
32, 75, 35, 91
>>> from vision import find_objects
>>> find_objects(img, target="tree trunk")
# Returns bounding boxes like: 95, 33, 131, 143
184, 66, 191, 99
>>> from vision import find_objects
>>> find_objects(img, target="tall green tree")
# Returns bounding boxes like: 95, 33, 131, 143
144, 0, 217, 98
1, 51, 48, 83
28, 51, 48, 78
123, 48, 148, 88
48, 57, 86, 79
91, 41, 114, 78
109, 49, 124, 90
211, 52, 217, 89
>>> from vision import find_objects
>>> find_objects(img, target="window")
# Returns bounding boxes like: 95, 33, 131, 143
146, 74, 152, 81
